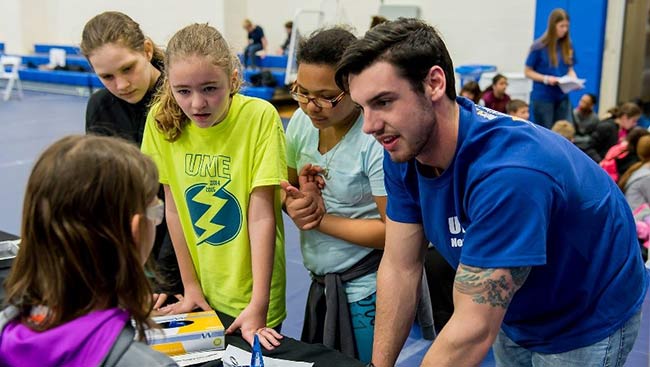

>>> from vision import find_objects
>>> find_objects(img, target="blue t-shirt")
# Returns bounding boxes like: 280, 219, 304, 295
525, 40, 575, 102
384, 97, 649, 353
248, 26, 265, 45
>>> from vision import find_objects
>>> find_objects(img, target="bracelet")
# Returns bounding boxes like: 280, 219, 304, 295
543, 75, 549, 85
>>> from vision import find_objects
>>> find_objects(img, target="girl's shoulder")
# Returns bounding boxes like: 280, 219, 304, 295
529, 38, 546, 52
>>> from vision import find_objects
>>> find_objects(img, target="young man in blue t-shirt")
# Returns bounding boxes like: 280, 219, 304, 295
332, 18, 648, 367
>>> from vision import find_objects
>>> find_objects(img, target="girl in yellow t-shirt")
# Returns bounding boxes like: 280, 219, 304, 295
141, 23, 287, 350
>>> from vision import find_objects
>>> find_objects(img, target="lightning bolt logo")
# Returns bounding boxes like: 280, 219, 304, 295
185, 181, 242, 246
192, 185, 227, 244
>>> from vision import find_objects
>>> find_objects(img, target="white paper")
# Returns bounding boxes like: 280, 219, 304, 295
556, 75, 586, 94
222, 344, 314, 367
172, 350, 225, 366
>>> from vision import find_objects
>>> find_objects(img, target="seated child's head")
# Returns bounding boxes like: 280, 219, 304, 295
506, 99, 530, 120
491, 74, 508, 96
552, 120, 575, 141
460, 81, 481, 104
4, 135, 161, 335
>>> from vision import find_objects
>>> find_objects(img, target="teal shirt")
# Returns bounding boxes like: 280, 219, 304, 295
286, 109, 385, 302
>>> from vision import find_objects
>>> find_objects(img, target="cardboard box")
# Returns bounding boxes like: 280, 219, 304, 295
146, 310, 225, 356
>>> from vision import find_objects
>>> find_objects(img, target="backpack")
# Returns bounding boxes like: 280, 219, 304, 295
249, 70, 277, 88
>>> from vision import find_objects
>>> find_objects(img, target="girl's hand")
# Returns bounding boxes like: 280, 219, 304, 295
281, 181, 325, 230
152, 293, 184, 310
158, 286, 211, 315
225, 303, 283, 350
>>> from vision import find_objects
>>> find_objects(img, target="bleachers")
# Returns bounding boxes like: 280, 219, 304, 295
33, 44, 81, 55
239, 54, 290, 101
4, 44, 291, 100
21, 54, 91, 71
18, 68, 102, 88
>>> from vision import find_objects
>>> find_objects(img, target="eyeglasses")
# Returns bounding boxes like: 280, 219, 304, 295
290, 87, 345, 109
146, 198, 165, 226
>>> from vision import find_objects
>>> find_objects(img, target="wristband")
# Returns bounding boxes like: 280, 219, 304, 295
543, 75, 549, 85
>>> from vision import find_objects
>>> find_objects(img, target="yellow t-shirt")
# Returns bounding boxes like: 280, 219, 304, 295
141, 94, 287, 327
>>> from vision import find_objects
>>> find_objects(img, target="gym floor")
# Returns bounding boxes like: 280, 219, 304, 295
0, 91, 648, 366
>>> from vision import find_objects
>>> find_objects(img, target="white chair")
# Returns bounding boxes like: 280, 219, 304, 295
48, 48, 66, 68
0, 56, 23, 101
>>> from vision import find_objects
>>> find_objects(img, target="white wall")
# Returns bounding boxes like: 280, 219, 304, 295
1, 0, 535, 75
0, 0, 226, 54
600, 0, 625, 112
243, 0, 535, 74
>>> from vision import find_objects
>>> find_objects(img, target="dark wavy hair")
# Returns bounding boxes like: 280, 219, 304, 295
297, 27, 357, 66
335, 17, 456, 100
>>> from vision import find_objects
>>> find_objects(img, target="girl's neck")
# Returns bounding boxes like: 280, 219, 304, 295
319, 108, 360, 152
148, 65, 161, 92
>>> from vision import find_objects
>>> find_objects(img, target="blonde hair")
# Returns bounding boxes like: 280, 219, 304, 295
4, 135, 159, 340
81, 11, 164, 68
541, 8, 573, 67
551, 120, 575, 141
153, 23, 242, 142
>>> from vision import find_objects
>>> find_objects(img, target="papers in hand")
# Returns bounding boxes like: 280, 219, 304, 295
556, 75, 586, 94
222, 345, 314, 367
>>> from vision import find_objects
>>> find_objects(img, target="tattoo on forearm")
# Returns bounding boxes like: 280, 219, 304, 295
454, 265, 531, 309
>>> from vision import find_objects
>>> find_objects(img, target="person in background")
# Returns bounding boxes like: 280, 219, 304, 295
242, 18, 267, 69
599, 127, 649, 183
282, 27, 386, 363
635, 99, 650, 129
480, 74, 511, 113
279, 21, 293, 55
459, 81, 481, 104
573, 93, 599, 135
620, 135, 650, 210
141, 23, 286, 350
0, 135, 176, 366
506, 99, 530, 120
586, 102, 643, 163
525, 8, 579, 128
551, 119, 575, 142
335, 17, 647, 367
619, 134, 650, 263
81, 11, 182, 309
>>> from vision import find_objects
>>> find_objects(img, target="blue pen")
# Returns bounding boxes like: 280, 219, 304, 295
250, 334, 264, 367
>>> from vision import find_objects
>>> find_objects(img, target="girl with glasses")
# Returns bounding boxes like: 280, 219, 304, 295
282, 27, 386, 363
0, 135, 175, 366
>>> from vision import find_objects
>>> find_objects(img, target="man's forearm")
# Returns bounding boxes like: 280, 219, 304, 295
420, 314, 494, 367
372, 260, 422, 366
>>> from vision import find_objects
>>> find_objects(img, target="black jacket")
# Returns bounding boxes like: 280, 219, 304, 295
85, 76, 162, 146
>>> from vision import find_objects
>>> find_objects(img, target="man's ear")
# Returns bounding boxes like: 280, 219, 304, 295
423, 66, 447, 102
